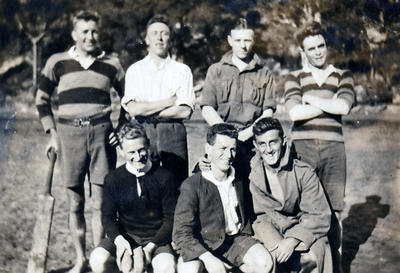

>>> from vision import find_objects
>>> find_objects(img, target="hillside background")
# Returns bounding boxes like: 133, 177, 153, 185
1, 0, 400, 108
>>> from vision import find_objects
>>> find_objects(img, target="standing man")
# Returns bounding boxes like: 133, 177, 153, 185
249, 118, 332, 273
35, 10, 125, 273
173, 124, 273, 273
284, 22, 355, 273
122, 14, 195, 185
199, 18, 275, 177
89, 122, 177, 273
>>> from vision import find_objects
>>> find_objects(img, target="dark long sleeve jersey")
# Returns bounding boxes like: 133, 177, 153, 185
102, 163, 178, 246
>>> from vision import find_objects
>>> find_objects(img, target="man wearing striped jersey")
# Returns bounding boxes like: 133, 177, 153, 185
35, 10, 125, 273
284, 22, 355, 273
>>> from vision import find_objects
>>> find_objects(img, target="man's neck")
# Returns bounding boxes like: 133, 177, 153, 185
211, 167, 230, 182
149, 52, 168, 66
75, 46, 96, 59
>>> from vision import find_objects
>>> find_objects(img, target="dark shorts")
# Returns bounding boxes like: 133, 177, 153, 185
98, 236, 175, 258
293, 139, 346, 211
57, 121, 116, 188
213, 234, 258, 267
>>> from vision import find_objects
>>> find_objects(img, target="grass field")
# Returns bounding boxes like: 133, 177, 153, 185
0, 106, 399, 273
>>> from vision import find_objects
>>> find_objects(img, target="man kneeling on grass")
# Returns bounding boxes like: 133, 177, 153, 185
89, 122, 178, 273
173, 123, 273, 273
249, 118, 332, 273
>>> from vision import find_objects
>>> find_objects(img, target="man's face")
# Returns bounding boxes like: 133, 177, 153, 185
72, 19, 100, 54
146, 22, 171, 58
302, 34, 327, 68
253, 129, 284, 167
121, 137, 149, 170
228, 29, 254, 60
206, 134, 237, 173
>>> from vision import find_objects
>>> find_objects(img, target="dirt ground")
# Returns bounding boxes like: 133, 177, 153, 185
0, 105, 399, 273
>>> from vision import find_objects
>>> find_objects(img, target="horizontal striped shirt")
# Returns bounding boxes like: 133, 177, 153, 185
36, 47, 125, 132
284, 66, 354, 142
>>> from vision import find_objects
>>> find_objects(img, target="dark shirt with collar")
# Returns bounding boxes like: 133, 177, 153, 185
102, 162, 178, 247
200, 51, 276, 129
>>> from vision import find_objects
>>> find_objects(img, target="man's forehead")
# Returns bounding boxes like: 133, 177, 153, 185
302, 34, 326, 48
230, 29, 254, 39
147, 22, 170, 33
255, 129, 282, 141
214, 134, 237, 146
74, 19, 99, 30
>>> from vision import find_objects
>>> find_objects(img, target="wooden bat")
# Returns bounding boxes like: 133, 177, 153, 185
27, 148, 57, 273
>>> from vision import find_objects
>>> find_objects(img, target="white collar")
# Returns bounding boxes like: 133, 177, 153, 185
68, 46, 105, 69
303, 63, 336, 86
202, 167, 236, 187
125, 159, 152, 177
144, 53, 171, 70
231, 55, 248, 72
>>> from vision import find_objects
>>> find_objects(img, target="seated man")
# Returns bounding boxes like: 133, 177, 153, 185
89, 122, 178, 273
249, 118, 332, 273
173, 123, 273, 273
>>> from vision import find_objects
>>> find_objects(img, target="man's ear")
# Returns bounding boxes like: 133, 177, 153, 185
252, 140, 258, 150
205, 143, 211, 155
145, 33, 150, 46
71, 30, 77, 42
227, 35, 233, 47
282, 135, 287, 146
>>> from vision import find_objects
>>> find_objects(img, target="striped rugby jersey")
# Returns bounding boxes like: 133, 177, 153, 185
284, 66, 355, 142
36, 49, 125, 133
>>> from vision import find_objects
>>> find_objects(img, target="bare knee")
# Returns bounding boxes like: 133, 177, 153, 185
67, 186, 85, 214
241, 243, 274, 273
152, 253, 176, 273
89, 247, 112, 273
177, 256, 203, 273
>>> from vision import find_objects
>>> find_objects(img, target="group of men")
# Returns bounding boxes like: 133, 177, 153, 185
36, 10, 354, 273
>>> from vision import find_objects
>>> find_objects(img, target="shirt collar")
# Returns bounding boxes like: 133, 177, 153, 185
202, 167, 235, 187
221, 51, 264, 71
68, 46, 105, 69
144, 53, 172, 70
125, 159, 153, 177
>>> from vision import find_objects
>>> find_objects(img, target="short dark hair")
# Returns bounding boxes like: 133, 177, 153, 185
146, 14, 170, 31
253, 118, 284, 139
295, 22, 324, 48
206, 123, 238, 145
117, 121, 149, 145
72, 10, 101, 28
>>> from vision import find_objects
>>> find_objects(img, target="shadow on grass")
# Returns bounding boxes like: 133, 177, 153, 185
342, 195, 390, 273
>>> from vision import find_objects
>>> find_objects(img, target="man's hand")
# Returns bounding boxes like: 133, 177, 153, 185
198, 154, 211, 172
142, 242, 156, 266
132, 246, 145, 273
275, 238, 300, 264
199, 251, 227, 273
114, 235, 133, 271
108, 131, 120, 147
46, 128, 59, 155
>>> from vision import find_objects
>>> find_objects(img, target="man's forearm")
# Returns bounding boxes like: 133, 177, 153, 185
125, 97, 174, 117
158, 105, 192, 119
288, 104, 323, 121
304, 95, 351, 115
201, 106, 224, 125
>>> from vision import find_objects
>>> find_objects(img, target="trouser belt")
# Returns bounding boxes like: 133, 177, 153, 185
57, 114, 110, 128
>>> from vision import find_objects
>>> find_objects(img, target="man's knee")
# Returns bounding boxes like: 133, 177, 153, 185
90, 183, 104, 211
152, 253, 176, 273
67, 186, 85, 213
89, 247, 113, 273
177, 256, 203, 273
242, 243, 274, 273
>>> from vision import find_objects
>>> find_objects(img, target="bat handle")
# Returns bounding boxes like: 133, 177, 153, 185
44, 148, 57, 196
